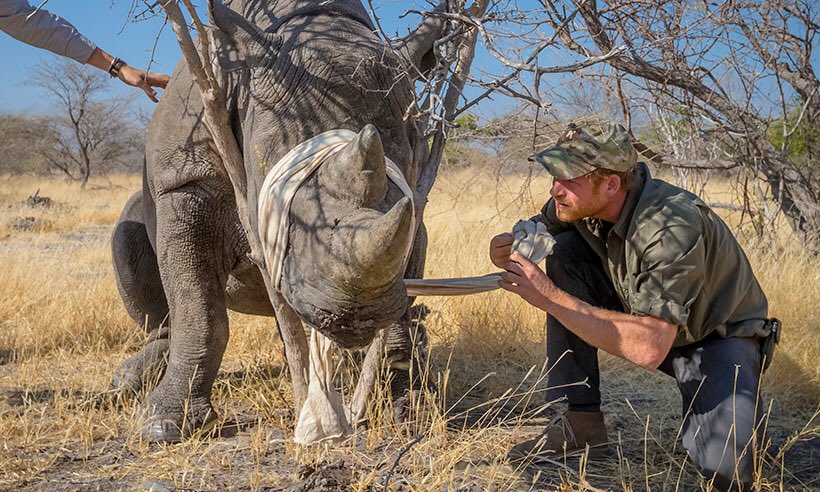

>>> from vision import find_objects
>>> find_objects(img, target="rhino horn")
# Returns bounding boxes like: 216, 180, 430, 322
331, 125, 388, 207
336, 197, 414, 292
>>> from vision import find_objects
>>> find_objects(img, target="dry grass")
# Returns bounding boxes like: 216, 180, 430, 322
0, 170, 817, 491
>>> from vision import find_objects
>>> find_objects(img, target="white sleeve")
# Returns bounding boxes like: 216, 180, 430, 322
0, 0, 96, 63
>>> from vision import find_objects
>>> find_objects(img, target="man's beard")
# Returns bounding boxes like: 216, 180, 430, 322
555, 187, 606, 222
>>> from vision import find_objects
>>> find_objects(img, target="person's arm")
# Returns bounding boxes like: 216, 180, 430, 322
489, 232, 514, 269
0, 0, 96, 63
86, 48, 169, 103
0, 0, 170, 102
499, 252, 678, 370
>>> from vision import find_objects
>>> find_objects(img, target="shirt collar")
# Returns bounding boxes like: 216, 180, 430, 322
610, 162, 650, 238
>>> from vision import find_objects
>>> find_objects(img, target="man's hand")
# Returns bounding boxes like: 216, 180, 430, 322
489, 232, 514, 269
498, 252, 560, 310
86, 49, 171, 103
119, 65, 170, 103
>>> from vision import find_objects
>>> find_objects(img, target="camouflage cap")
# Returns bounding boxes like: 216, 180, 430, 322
529, 122, 637, 180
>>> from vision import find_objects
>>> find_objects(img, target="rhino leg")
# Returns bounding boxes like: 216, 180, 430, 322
386, 223, 434, 419
111, 191, 171, 394
385, 309, 432, 419
112, 334, 170, 395
139, 182, 237, 443
112, 191, 169, 333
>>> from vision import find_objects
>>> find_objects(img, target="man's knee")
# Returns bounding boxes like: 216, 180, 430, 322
550, 231, 594, 266
548, 231, 598, 287
677, 337, 762, 491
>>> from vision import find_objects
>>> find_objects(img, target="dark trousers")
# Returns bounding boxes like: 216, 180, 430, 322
545, 231, 762, 491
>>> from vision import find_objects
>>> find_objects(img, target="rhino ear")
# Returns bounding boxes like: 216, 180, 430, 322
208, 0, 280, 67
395, 0, 451, 80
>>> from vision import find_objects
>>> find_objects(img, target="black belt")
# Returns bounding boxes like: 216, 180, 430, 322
760, 318, 780, 373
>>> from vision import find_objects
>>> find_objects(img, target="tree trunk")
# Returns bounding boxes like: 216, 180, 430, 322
756, 144, 820, 253
81, 163, 90, 188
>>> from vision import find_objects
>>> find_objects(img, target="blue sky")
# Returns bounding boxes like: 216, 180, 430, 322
8, 2, 809, 125
0, 0, 514, 117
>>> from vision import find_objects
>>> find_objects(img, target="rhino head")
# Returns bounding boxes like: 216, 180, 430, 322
210, 1, 444, 348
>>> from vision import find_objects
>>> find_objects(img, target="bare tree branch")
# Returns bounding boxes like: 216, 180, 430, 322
417, 0, 490, 202
162, 0, 264, 266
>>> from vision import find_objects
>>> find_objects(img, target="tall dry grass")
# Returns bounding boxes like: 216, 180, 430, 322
0, 169, 817, 491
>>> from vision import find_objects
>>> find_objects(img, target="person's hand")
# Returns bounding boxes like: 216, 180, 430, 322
490, 232, 514, 269
118, 65, 171, 103
498, 252, 558, 310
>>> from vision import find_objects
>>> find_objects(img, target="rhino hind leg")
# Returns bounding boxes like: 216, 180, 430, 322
111, 192, 171, 394
385, 307, 435, 418
139, 181, 235, 443
112, 192, 169, 332
112, 334, 170, 395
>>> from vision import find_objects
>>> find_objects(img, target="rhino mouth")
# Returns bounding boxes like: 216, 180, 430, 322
278, 197, 412, 349
281, 269, 408, 349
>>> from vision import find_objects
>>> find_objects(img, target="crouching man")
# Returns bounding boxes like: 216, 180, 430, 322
491, 121, 778, 491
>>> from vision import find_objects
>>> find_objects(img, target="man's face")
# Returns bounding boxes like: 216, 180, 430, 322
549, 172, 609, 222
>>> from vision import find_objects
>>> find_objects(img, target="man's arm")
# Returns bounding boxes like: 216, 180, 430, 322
489, 232, 514, 269
85, 48, 169, 103
500, 252, 677, 370
491, 197, 573, 269
0, 0, 170, 102
0, 0, 96, 63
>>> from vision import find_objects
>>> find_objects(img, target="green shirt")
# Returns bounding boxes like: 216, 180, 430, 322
537, 163, 769, 346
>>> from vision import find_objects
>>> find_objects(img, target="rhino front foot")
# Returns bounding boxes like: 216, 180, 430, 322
384, 314, 437, 423
112, 336, 170, 395
138, 397, 217, 443
388, 365, 439, 423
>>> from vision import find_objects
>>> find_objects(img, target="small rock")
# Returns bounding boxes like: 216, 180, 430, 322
11, 216, 36, 231
141, 479, 174, 492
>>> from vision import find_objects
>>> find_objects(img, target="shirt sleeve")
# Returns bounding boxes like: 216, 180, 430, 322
531, 198, 573, 236
631, 223, 705, 330
0, 0, 96, 64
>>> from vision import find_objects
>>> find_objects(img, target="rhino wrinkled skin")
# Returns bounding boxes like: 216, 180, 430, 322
110, 0, 444, 442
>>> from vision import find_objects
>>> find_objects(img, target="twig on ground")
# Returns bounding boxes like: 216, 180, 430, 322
381, 433, 424, 490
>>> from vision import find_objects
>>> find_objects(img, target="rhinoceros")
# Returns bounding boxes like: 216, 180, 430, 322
110, 0, 448, 442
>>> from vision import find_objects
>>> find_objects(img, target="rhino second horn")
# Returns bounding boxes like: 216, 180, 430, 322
342, 197, 413, 291
332, 125, 388, 207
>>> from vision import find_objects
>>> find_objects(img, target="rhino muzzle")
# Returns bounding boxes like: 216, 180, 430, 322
279, 125, 415, 348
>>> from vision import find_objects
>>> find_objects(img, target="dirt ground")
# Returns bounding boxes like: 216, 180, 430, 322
1, 349, 817, 491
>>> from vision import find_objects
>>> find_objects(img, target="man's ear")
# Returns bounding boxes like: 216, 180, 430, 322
208, 0, 281, 68
605, 174, 622, 197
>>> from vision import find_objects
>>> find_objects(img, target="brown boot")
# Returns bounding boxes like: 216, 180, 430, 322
509, 411, 609, 462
